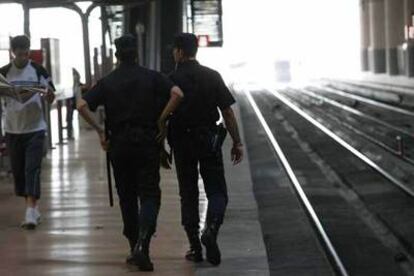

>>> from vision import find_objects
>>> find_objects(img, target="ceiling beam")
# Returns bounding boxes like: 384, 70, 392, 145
0, 0, 151, 8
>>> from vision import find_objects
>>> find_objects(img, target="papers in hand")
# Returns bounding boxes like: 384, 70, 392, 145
0, 73, 47, 103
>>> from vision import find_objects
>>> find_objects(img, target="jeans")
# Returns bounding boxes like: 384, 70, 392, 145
6, 130, 45, 199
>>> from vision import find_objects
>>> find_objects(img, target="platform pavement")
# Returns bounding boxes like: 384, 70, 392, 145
0, 104, 269, 275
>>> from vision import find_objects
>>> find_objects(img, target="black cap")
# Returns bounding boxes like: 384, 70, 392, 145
173, 33, 198, 57
115, 34, 137, 52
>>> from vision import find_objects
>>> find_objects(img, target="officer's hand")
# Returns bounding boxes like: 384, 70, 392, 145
160, 146, 172, 169
98, 130, 109, 151
231, 143, 244, 165
156, 119, 168, 143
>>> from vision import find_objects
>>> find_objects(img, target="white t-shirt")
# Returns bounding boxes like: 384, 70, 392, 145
2, 61, 49, 134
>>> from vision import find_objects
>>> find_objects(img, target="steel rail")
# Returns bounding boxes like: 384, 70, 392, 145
269, 89, 414, 198
309, 85, 414, 117
292, 88, 414, 138
282, 92, 414, 166
327, 80, 414, 98
245, 90, 349, 276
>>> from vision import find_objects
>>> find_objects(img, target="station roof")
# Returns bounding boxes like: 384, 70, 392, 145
0, 0, 150, 8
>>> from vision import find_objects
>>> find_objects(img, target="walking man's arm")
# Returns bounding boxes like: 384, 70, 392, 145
221, 107, 243, 165
156, 85, 184, 142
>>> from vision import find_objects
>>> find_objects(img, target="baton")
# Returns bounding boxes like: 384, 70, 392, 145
105, 121, 114, 207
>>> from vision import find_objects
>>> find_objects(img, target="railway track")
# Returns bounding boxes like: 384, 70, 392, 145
240, 87, 414, 275
280, 88, 414, 165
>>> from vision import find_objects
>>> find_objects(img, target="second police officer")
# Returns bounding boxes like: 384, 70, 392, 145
77, 34, 183, 272
166, 33, 244, 266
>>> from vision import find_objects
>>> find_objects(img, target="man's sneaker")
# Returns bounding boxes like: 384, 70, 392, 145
21, 208, 38, 230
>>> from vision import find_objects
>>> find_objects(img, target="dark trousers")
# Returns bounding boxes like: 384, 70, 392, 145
65, 97, 76, 139
110, 141, 161, 243
5, 130, 45, 199
173, 132, 228, 231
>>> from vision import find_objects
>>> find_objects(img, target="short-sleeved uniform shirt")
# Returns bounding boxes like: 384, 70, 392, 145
0, 61, 54, 134
169, 60, 235, 129
83, 63, 174, 134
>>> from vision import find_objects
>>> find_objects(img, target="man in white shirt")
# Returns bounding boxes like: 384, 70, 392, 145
0, 35, 55, 230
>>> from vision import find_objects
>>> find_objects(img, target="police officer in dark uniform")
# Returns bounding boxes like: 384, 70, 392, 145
77, 34, 183, 271
166, 33, 244, 266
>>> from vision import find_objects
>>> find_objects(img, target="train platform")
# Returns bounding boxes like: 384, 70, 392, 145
0, 106, 269, 276
3, 83, 414, 276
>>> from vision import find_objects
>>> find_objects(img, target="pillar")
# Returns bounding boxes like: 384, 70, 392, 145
65, 3, 97, 86
146, 1, 161, 70
136, 23, 145, 66
404, 0, 414, 76
23, 1, 30, 37
385, 0, 404, 75
100, 6, 109, 75
360, 0, 370, 71
125, 4, 148, 66
368, 0, 386, 73
81, 13, 92, 85
404, 0, 414, 30
160, 0, 183, 73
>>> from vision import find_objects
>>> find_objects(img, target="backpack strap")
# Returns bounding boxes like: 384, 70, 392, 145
30, 61, 56, 91
0, 63, 12, 78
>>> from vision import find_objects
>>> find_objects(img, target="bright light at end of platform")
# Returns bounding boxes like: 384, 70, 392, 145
199, 0, 360, 83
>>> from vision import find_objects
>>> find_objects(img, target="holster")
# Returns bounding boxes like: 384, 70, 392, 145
169, 123, 227, 158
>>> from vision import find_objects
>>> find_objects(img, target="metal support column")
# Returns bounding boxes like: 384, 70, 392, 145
369, 0, 386, 73
22, 0, 30, 37
385, 0, 404, 75
404, 0, 414, 33
136, 23, 145, 66
100, 6, 109, 76
146, 0, 161, 70
82, 13, 92, 85
64, 3, 98, 86
160, 0, 183, 73
360, 0, 370, 71
404, 0, 414, 76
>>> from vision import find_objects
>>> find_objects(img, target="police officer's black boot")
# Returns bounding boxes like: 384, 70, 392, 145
201, 220, 221, 266
184, 228, 203, 262
126, 238, 138, 265
131, 226, 155, 271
